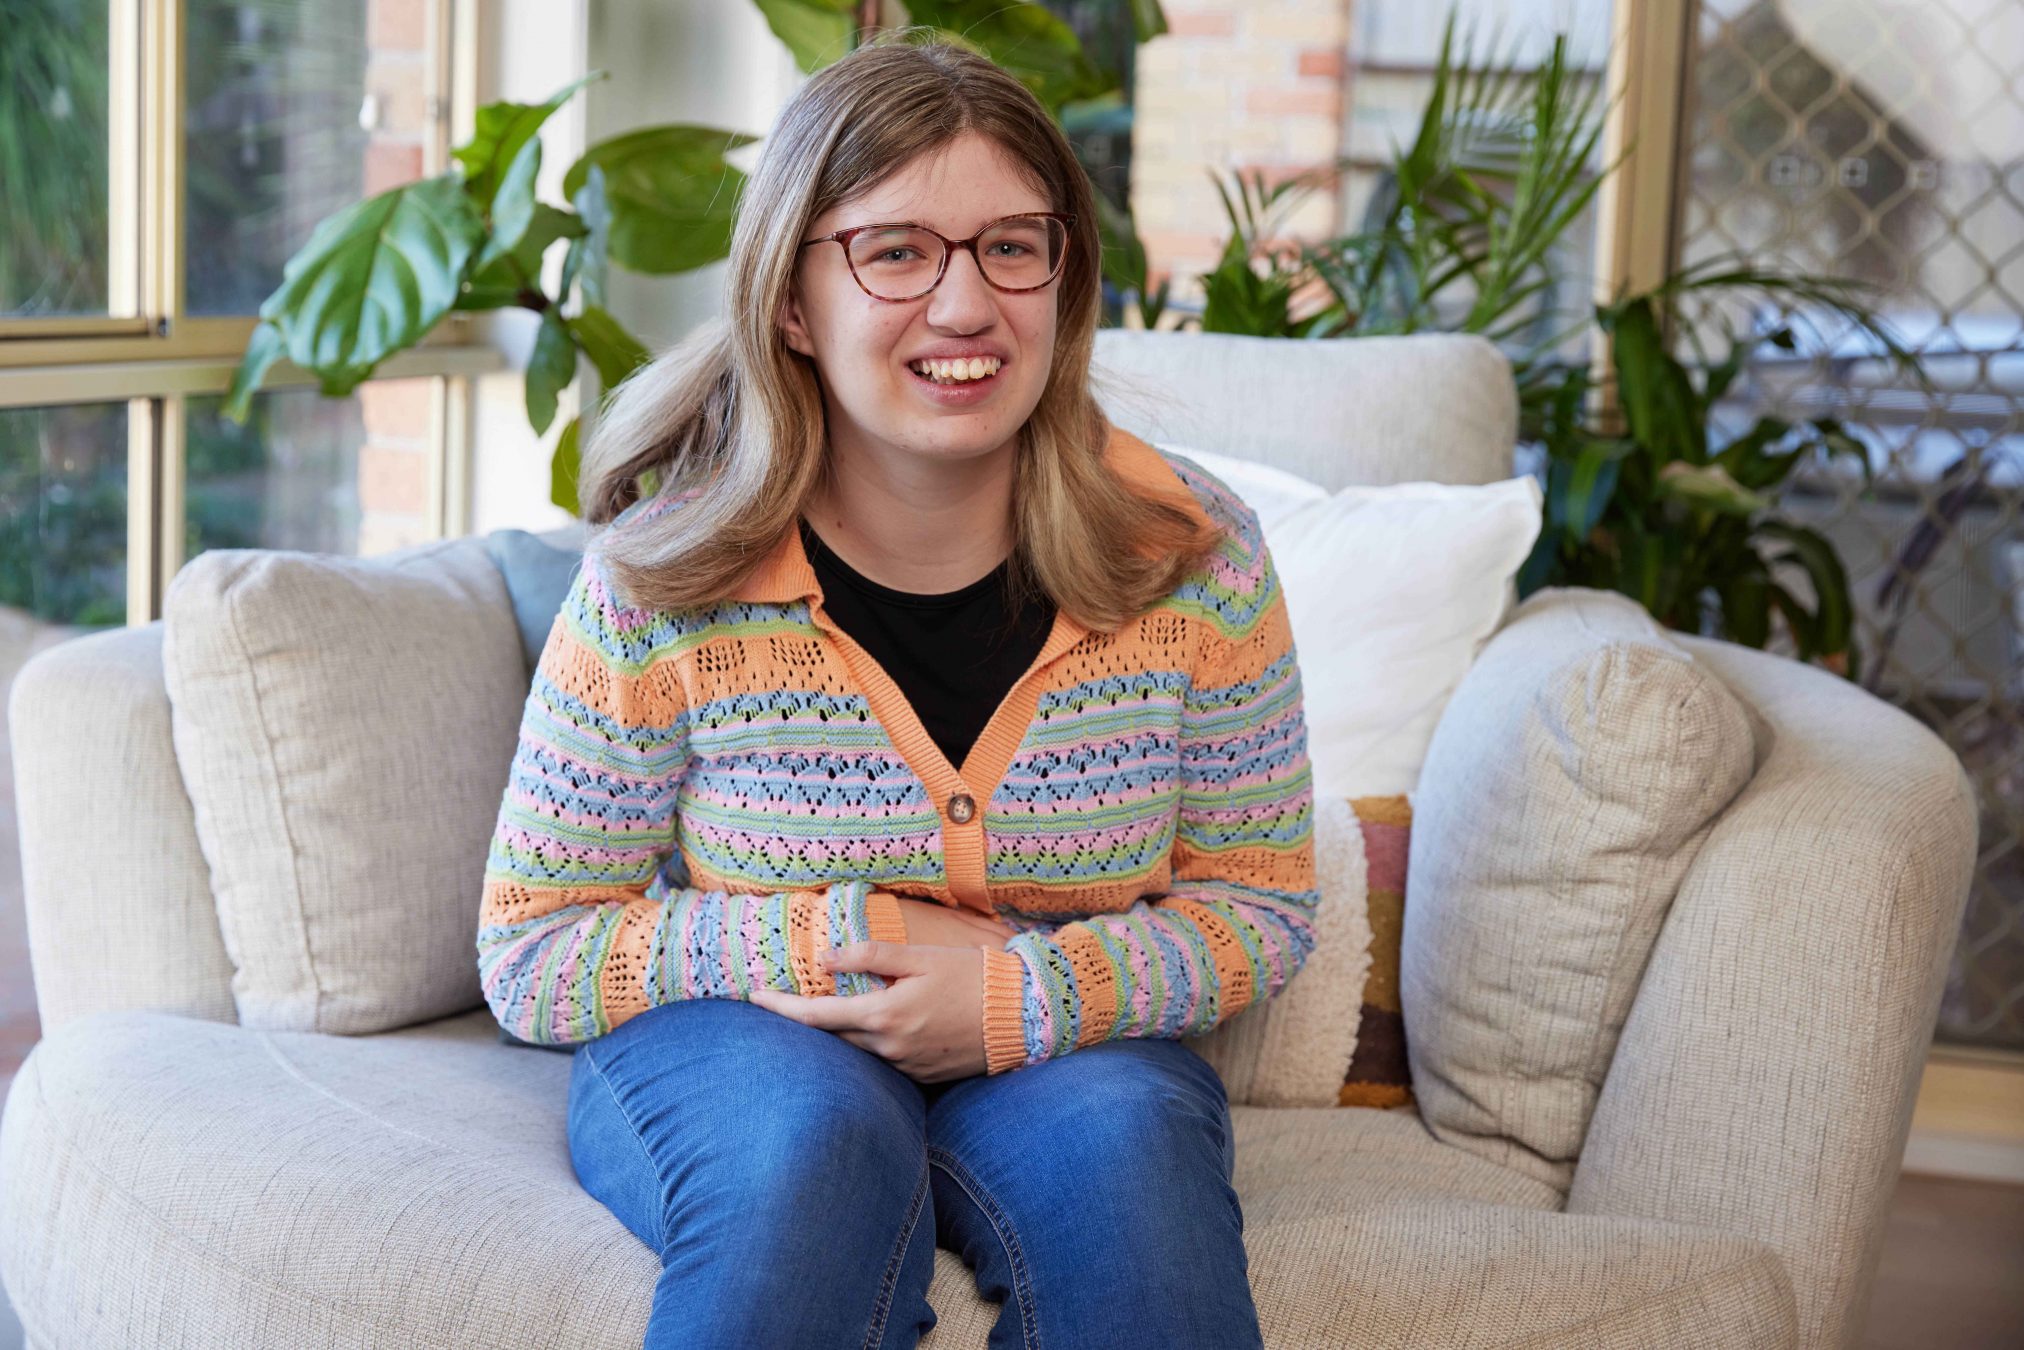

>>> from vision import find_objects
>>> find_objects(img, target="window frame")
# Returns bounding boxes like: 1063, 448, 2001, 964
0, 0, 500, 623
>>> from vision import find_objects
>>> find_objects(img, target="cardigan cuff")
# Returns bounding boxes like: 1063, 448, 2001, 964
980, 947, 1030, 1075
864, 889, 908, 947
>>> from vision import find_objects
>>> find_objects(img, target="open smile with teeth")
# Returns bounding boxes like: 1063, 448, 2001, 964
909, 355, 1002, 384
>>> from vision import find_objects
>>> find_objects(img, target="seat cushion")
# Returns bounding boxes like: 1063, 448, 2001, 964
161, 537, 528, 1035
2, 1009, 1793, 1349
1403, 587, 1760, 1195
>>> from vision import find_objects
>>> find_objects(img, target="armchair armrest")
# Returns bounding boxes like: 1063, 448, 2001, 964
8, 624, 237, 1033
1566, 635, 1978, 1350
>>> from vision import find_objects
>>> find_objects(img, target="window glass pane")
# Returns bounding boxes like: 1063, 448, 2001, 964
184, 0, 436, 317
0, 401, 127, 1098
1, 2, 113, 317
0, 403, 128, 626
185, 378, 437, 560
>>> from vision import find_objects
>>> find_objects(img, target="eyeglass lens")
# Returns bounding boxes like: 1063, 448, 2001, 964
846, 216, 1066, 299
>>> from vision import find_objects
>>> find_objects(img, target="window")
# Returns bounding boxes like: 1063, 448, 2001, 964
0, 0, 498, 626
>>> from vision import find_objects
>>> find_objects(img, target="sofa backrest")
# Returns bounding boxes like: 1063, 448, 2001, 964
1091, 327, 1517, 489
12, 331, 1523, 1035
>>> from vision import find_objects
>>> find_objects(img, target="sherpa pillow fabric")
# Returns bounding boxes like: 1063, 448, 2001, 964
1183, 792, 1373, 1106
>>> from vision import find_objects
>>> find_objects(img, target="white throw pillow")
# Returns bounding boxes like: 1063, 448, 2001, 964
1154, 443, 1330, 530
1270, 477, 1544, 797
1161, 444, 1544, 799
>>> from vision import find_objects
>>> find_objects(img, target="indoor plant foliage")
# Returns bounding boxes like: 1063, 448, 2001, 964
226, 1, 1167, 515
221, 67, 663, 513
1522, 264, 1904, 681
1119, 14, 1919, 680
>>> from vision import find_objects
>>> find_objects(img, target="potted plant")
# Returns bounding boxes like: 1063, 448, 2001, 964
225, 0, 1169, 514
1112, 14, 1923, 681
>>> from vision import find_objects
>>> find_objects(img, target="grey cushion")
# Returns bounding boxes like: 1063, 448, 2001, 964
481, 528, 586, 674
1402, 587, 1760, 1193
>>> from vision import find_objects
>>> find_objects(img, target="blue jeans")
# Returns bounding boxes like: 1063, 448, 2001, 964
566, 997, 1263, 1350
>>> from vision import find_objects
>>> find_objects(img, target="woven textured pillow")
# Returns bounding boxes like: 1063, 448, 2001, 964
1402, 586, 1758, 1192
162, 539, 527, 1035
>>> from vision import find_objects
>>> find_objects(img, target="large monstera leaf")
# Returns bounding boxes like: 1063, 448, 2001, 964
225, 174, 485, 417
902, 0, 1114, 109
562, 126, 759, 275
753, 0, 859, 72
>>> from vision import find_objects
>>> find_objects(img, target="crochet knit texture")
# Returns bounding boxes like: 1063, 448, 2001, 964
476, 425, 1320, 1074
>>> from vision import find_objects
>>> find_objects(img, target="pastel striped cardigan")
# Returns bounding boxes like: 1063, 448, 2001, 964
477, 424, 1319, 1074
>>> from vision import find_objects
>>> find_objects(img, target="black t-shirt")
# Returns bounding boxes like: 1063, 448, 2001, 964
799, 515, 1056, 771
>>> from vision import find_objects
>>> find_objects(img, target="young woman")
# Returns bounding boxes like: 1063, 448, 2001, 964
477, 32, 1317, 1350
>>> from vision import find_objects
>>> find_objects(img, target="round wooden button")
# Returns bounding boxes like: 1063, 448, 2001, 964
947, 792, 976, 823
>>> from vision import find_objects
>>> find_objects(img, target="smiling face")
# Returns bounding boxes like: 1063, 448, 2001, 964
779, 130, 1061, 472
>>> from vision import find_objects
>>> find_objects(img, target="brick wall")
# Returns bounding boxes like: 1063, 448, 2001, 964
357, 0, 437, 554
1130, 1, 1354, 318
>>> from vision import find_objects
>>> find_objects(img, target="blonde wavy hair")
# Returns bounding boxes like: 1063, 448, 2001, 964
577, 30, 1223, 634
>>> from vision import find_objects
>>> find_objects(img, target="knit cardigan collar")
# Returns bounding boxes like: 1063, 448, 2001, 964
724, 422, 1215, 619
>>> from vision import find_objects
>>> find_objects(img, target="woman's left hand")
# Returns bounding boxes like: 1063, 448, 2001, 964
749, 942, 989, 1083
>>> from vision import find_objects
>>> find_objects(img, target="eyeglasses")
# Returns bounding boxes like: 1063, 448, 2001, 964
797, 211, 1075, 302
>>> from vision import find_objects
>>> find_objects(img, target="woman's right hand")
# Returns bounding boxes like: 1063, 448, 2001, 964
885, 894, 1018, 950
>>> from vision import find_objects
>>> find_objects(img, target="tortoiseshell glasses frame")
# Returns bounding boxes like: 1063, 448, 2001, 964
795, 211, 1077, 302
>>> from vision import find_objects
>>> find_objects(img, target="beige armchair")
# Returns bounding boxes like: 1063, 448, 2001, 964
1, 329, 1975, 1348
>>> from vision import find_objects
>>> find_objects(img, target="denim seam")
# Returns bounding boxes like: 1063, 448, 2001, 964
580, 1042, 670, 1252
861, 1156, 932, 1350
927, 1145, 1041, 1350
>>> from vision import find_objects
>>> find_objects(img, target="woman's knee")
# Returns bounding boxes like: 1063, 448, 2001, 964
567, 998, 930, 1243
1041, 1039, 1234, 1175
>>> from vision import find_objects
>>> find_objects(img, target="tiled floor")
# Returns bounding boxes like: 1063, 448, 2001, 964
0, 618, 2019, 1347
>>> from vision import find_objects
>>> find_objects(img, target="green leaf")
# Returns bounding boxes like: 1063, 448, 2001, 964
525, 310, 577, 436
1757, 520, 1853, 656
478, 133, 543, 267
1554, 437, 1627, 544
902, 1, 1115, 109
549, 415, 582, 517
1712, 416, 1798, 489
454, 72, 601, 207
1058, 93, 1134, 140
1616, 525, 1671, 616
458, 204, 587, 311
561, 164, 611, 307
1515, 520, 1560, 597
1129, 0, 1169, 42
752, 0, 858, 73
1767, 579, 1820, 657
567, 304, 651, 388
1720, 564, 1772, 649
256, 174, 486, 397
222, 320, 285, 424
1811, 417, 1877, 490
1656, 461, 1770, 516
1609, 297, 1704, 465
563, 125, 758, 275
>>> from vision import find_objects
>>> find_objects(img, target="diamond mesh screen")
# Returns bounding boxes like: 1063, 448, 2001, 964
1681, 0, 2024, 1049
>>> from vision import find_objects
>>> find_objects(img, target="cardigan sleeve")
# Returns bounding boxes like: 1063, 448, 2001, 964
977, 533, 1321, 1075
475, 548, 905, 1047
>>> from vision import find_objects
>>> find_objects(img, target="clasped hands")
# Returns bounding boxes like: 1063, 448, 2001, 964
748, 893, 1016, 1083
